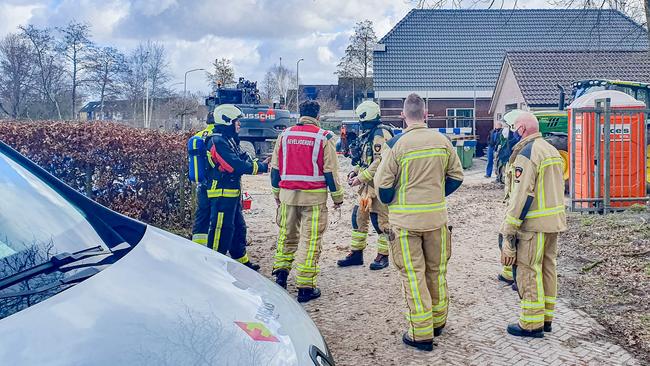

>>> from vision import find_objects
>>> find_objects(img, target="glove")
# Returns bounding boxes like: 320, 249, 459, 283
500, 234, 517, 266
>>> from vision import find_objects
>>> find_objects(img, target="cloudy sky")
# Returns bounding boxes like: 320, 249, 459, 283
0, 0, 548, 94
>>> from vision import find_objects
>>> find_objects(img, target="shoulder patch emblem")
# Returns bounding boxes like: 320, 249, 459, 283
374, 143, 382, 152
515, 167, 523, 179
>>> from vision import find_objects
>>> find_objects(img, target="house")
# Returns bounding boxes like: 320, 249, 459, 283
289, 77, 374, 111
78, 101, 129, 121
373, 9, 648, 147
490, 50, 650, 122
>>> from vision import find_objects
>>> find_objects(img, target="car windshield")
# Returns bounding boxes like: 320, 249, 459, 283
0, 152, 108, 267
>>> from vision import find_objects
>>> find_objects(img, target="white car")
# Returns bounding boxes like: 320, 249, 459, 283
0, 141, 335, 366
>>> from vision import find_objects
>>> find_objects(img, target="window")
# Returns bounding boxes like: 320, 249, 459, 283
446, 108, 474, 128
505, 103, 518, 113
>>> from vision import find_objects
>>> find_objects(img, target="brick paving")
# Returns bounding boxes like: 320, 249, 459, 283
244, 160, 644, 366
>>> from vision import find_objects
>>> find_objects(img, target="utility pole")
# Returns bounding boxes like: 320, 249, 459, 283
296, 58, 304, 117
183, 68, 205, 130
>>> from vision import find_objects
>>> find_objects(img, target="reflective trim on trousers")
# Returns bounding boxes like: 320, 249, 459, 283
207, 188, 241, 198
211, 212, 224, 251
306, 205, 320, 268
502, 265, 513, 280
273, 203, 292, 269
235, 253, 249, 264
377, 234, 389, 252
399, 229, 424, 314
192, 233, 208, 245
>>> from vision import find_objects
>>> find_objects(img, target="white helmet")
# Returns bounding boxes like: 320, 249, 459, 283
502, 109, 525, 129
213, 104, 243, 126
355, 101, 380, 122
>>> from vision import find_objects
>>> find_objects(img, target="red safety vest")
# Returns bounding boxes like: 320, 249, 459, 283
278, 124, 330, 190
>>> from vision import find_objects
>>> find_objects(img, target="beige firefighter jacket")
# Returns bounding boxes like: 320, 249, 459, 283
270, 116, 344, 206
500, 132, 567, 255
374, 123, 464, 231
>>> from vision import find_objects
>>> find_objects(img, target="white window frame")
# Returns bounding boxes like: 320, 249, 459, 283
445, 108, 475, 128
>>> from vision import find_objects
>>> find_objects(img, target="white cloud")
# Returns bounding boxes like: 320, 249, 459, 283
0, 0, 567, 95
0, 2, 42, 35
317, 46, 335, 64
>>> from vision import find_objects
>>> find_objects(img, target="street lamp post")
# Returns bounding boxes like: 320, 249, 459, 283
182, 68, 205, 130
296, 59, 304, 117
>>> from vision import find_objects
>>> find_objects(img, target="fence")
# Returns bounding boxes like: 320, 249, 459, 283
569, 98, 650, 213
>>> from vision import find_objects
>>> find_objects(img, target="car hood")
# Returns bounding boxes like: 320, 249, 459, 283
0, 226, 328, 366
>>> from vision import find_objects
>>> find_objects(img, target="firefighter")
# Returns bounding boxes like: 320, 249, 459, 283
270, 100, 344, 303
190, 116, 216, 247
499, 111, 566, 338
205, 104, 268, 270
497, 110, 525, 288
337, 101, 393, 270
375, 93, 464, 351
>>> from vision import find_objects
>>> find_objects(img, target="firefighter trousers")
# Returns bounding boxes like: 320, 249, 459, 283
389, 226, 452, 341
206, 196, 250, 264
273, 203, 328, 289
350, 201, 390, 256
191, 183, 210, 245
515, 231, 558, 330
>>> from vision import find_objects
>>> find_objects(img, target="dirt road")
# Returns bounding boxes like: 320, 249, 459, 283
242, 158, 643, 365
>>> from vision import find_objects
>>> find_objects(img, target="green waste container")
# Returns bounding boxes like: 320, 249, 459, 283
454, 140, 476, 169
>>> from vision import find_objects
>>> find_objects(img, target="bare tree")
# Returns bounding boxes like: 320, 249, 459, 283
265, 64, 296, 108
124, 41, 171, 127
144, 41, 171, 128
545, 0, 649, 50
19, 24, 64, 120
206, 58, 235, 89
336, 20, 377, 98
260, 70, 279, 105
87, 46, 128, 120
0, 33, 34, 119
316, 95, 339, 116
57, 21, 94, 119
168, 92, 201, 123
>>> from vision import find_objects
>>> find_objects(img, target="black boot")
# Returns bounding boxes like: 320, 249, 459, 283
272, 269, 288, 289
243, 261, 260, 271
402, 333, 433, 351
337, 250, 363, 267
507, 323, 544, 338
544, 322, 552, 332
497, 274, 514, 285
434, 323, 445, 337
297, 287, 321, 303
369, 254, 389, 270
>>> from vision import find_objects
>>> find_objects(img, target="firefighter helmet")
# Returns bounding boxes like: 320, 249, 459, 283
213, 104, 243, 126
355, 101, 380, 122
502, 109, 525, 129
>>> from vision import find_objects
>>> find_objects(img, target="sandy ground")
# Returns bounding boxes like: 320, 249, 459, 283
241, 157, 645, 365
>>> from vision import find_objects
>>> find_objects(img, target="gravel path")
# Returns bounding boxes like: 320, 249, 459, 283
242, 158, 643, 366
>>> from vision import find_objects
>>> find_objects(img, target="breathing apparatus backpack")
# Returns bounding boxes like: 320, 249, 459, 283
187, 130, 210, 183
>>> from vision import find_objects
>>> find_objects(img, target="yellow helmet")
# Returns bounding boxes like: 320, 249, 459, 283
355, 101, 380, 122
213, 104, 243, 126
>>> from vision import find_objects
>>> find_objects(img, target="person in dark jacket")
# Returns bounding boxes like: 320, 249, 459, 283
205, 104, 268, 270
485, 122, 502, 178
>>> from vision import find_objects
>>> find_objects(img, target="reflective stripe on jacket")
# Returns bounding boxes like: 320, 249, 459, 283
271, 117, 344, 206
375, 123, 464, 231
501, 132, 567, 235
